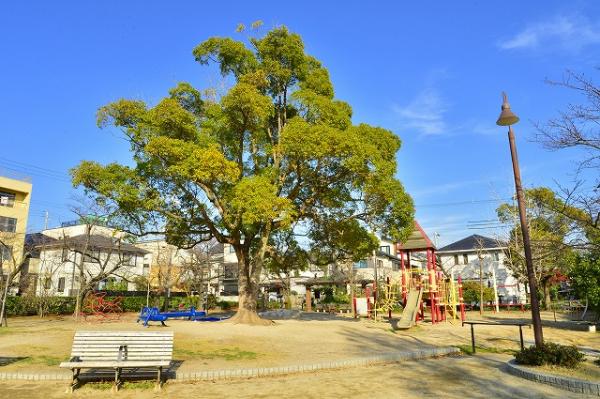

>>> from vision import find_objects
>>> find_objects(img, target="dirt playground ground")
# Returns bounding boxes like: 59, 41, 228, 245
0, 310, 598, 398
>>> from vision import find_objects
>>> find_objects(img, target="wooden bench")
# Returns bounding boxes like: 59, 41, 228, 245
59, 331, 173, 392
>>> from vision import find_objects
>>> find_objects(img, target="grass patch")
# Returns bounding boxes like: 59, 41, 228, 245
14, 355, 62, 366
457, 345, 517, 356
174, 347, 258, 361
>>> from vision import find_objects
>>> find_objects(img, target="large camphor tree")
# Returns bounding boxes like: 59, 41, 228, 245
72, 26, 414, 324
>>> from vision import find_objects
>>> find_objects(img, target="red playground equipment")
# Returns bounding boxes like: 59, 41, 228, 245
396, 221, 465, 326
81, 292, 124, 322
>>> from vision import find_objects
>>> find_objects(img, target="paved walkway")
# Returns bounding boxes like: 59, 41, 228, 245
0, 354, 593, 398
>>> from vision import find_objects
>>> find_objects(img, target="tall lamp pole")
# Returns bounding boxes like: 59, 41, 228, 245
496, 92, 543, 347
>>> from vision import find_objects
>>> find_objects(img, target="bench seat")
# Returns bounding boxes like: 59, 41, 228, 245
60, 331, 173, 392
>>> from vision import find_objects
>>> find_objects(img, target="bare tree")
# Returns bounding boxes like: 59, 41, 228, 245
179, 240, 224, 309
0, 232, 30, 326
535, 70, 600, 250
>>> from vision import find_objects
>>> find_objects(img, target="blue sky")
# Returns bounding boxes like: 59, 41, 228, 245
1, 1, 599, 246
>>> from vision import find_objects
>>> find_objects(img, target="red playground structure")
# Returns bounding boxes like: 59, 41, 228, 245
81, 292, 123, 322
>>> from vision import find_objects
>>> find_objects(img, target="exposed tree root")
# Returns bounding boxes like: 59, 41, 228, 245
227, 309, 274, 326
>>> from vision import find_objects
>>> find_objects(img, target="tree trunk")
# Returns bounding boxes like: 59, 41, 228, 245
228, 249, 272, 325
0, 275, 10, 327
542, 280, 551, 311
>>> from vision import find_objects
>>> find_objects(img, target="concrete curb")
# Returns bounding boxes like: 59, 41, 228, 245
0, 346, 459, 382
506, 360, 600, 396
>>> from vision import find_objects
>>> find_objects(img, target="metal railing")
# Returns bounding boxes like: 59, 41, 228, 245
463, 320, 530, 353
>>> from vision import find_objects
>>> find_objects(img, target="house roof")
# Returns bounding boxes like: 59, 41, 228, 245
25, 233, 59, 247
397, 221, 435, 251
437, 234, 506, 253
36, 234, 149, 254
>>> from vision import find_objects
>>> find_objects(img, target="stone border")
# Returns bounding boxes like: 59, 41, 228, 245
506, 360, 600, 396
0, 347, 459, 382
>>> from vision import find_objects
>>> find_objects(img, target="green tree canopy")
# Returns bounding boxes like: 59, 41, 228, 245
72, 26, 414, 324
497, 187, 573, 309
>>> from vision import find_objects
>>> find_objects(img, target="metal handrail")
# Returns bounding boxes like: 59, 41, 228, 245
462, 320, 531, 353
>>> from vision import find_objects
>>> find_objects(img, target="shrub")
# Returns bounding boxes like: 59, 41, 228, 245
515, 343, 584, 369
462, 281, 495, 304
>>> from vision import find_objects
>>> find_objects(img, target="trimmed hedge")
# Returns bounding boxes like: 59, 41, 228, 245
515, 342, 585, 369
3, 294, 206, 316
4, 296, 76, 316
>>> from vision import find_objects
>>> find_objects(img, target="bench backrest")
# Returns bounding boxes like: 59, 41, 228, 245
70, 331, 174, 362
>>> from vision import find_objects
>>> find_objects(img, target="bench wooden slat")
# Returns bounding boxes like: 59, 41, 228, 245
60, 360, 171, 368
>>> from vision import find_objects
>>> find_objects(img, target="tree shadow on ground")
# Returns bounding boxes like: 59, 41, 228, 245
75, 360, 184, 388
484, 315, 597, 332
0, 356, 28, 367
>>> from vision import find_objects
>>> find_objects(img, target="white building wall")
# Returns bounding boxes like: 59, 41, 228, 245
438, 249, 525, 304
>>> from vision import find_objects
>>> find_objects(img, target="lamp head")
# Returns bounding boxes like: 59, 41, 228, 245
496, 92, 520, 126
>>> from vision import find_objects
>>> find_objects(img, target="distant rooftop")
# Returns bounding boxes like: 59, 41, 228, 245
0, 169, 32, 184
437, 234, 507, 253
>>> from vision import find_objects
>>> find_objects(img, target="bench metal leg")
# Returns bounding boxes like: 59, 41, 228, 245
113, 367, 122, 392
68, 368, 80, 393
155, 366, 163, 390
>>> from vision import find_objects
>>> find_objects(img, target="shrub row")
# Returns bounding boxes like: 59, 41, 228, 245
515, 342, 585, 369
3, 295, 211, 316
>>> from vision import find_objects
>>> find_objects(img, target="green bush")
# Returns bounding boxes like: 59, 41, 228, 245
462, 281, 495, 304
4, 296, 76, 316
217, 300, 238, 310
515, 343, 584, 369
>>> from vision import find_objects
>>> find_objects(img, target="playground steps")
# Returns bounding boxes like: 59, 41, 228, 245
395, 288, 423, 330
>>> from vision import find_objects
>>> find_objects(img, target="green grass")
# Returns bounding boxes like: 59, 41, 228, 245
457, 344, 517, 356
14, 355, 62, 366
174, 347, 258, 361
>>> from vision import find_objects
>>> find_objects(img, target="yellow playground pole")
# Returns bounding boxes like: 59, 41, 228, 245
449, 270, 458, 321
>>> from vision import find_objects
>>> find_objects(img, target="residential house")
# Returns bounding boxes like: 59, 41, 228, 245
437, 234, 525, 304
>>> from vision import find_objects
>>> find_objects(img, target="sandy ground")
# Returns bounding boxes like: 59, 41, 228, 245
0, 310, 598, 397
0, 354, 595, 399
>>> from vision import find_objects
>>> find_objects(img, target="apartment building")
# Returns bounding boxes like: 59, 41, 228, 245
0, 175, 32, 270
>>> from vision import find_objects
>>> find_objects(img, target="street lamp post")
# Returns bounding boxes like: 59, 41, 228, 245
496, 92, 544, 348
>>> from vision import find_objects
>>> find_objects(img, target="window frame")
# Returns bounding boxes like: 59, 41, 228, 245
0, 216, 17, 233
0, 191, 15, 207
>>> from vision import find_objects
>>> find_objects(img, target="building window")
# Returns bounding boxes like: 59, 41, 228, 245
0, 216, 17, 233
354, 260, 368, 269
61, 247, 70, 262
463, 254, 469, 264
492, 252, 499, 261
228, 245, 236, 254
121, 253, 133, 265
0, 191, 15, 207
379, 245, 390, 255
377, 259, 383, 268
453, 255, 459, 265
57, 277, 66, 292
1, 245, 12, 261
43, 276, 52, 290
143, 263, 150, 275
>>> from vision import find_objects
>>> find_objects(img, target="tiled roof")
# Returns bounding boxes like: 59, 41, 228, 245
437, 234, 506, 252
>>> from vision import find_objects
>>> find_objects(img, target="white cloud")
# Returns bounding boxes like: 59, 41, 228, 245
499, 15, 600, 52
393, 88, 447, 136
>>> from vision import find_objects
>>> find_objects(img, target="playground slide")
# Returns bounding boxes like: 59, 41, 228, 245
395, 288, 423, 330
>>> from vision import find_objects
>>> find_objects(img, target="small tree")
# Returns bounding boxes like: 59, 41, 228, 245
498, 187, 573, 310
179, 240, 224, 309
568, 252, 600, 320
0, 232, 30, 326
